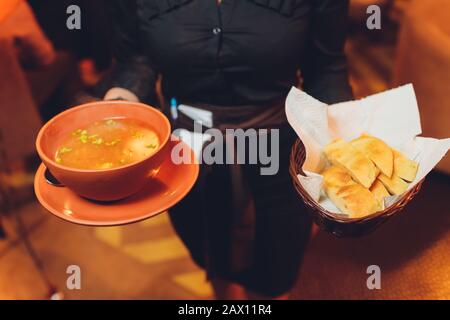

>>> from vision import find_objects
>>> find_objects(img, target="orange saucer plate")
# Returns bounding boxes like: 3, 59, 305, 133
34, 139, 199, 226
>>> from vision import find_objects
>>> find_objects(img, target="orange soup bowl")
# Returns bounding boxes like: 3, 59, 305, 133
36, 101, 171, 201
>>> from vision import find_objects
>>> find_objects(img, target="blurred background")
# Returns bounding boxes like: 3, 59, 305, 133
0, 0, 449, 299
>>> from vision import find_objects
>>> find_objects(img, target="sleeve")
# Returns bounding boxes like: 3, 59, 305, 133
301, 0, 353, 104
97, 0, 158, 103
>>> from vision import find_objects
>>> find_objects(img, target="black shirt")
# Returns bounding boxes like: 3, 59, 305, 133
105, 0, 353, 106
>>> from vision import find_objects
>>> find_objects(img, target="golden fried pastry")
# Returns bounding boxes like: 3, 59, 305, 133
324, 139, 379, 189
351, 134, 394, 177
321, 135, 420, 218
392, 149, 419, 182
370, 179, 390, 208
322, 166, 381, 218
322, 166, 354, 188
378, 173, 409, 195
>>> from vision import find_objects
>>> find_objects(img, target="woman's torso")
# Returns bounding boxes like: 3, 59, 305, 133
135, 0, 313, 106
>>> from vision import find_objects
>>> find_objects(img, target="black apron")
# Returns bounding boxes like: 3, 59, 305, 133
167, 101, 312, 297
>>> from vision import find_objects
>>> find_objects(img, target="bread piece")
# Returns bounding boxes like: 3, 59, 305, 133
322, 166, 382, 218
393, 149, 419, 182
378, 173, 409, 195
370, 179, 390, 209
324, 139, 379, 188
322, 166, 354, 188
351, 134, 394, 177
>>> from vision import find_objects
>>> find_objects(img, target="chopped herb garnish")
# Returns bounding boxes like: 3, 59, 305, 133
80, 135, 88, 143
133, 132, 144, 139
91, 137, 103, 145
59, 147, 72, 154
105, 139, 121, 146
72, 129, 82, 136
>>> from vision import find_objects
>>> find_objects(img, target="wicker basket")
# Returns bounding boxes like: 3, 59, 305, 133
289, 139, 424, 237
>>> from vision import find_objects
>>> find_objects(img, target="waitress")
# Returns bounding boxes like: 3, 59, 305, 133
101, 0, 353, 299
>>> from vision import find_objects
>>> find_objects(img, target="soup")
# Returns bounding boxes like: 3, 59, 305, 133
55, 118, 160, 170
